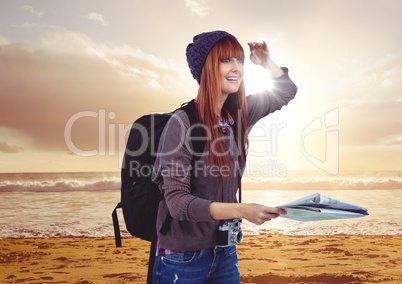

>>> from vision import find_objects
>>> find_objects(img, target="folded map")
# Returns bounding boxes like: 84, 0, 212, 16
278, 193, 369, 222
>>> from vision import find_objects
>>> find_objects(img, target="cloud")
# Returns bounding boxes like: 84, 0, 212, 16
85, 12, 109, 27
322, 52, 402, 149
254, 31, 284, 44
382, 134, 402, 146
21, 5, 43, 17
0, 32, 195, 155
0, 35, 10, 45
36, 28, 193, 93
183, 0, 209, 17
340, 101, 402, 148
288, 46, 402, 159
0, 141, 23, 153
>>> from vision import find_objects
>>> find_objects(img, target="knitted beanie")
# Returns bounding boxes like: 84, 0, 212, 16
186, 30, 235, 84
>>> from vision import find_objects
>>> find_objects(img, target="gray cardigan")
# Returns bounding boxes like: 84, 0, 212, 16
152, 68, 297, 251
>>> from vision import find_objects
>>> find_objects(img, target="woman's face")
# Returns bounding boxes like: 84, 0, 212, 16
219, 57, 244, 96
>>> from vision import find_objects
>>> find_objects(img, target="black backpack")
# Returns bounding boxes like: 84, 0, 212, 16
111, 100, 204, 282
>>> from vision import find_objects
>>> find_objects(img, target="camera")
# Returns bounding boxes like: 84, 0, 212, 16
217, 218, 243, 247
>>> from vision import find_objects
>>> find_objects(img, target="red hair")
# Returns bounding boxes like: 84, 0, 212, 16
196, 37, 248, 176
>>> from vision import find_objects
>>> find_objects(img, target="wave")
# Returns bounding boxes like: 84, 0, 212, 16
0, 172, 120, 192
0, 171, 401, 192
0, 180, 120, 192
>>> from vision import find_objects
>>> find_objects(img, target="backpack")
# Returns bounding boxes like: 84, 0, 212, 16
112, 100, 204, 248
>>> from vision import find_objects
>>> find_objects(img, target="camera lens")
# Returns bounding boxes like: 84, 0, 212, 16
237, 230, 243, 243
230, 229, 243, 245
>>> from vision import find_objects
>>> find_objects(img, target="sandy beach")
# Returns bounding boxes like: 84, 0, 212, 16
1, 235, 401, 284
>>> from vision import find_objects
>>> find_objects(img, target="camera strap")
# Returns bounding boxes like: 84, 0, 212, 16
238, 173, 242, 203
237, 153, 242, 204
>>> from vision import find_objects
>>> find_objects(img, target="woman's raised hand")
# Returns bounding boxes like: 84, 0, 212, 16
247, 41, 284, 77
247, 41, 269, 67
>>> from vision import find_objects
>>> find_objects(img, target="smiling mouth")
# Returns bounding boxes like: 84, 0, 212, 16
226, 76, 239, 82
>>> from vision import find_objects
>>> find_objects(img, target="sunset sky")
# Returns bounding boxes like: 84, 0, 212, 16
0, 0, 401, 174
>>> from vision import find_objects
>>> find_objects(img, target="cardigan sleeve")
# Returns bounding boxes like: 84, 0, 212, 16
247, 68, 297, 128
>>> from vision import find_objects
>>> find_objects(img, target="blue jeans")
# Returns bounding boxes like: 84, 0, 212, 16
152, 245, 240, 284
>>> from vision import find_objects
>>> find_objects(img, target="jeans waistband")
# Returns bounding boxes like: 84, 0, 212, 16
157, 245, 233, 256
157, 247, 183, 256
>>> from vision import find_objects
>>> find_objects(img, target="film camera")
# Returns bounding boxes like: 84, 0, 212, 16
217, 218, 243, 247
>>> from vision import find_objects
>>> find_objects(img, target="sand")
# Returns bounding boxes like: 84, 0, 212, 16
1, 235, 401, 284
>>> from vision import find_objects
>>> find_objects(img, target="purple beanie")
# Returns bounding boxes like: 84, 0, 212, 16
186, 30, 235, 84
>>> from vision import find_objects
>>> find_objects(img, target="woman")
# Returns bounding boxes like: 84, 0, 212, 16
152, 30, 297, 283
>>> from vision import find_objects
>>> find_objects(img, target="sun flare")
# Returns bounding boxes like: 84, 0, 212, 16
244, 64, 274, 94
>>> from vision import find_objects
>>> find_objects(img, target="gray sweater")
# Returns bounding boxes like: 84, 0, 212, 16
152, 68, 297, 250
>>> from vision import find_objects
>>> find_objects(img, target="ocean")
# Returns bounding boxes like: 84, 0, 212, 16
0, 171, 401, 238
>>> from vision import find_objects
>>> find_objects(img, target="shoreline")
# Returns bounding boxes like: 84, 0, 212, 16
2, 235, 402, 283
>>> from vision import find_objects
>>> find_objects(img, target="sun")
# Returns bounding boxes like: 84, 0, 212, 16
243, 63, 274, 94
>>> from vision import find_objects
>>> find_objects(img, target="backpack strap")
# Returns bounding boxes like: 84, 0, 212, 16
147, 241, 157, 284
238, 173, 242, 203
159, 214, 172, 236
180, 99, 206, 156
112, 202, 122, 247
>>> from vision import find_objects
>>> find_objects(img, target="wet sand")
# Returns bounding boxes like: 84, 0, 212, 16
1, 235, 401, 283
